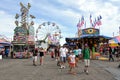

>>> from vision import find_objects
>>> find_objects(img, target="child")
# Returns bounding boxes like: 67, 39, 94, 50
68, 51, 76, 75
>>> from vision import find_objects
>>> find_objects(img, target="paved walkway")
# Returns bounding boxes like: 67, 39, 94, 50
0, 55, 119, 80
92, 60, 120, 80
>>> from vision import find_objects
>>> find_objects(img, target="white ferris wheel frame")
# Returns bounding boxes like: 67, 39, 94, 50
36, 22, 61, 44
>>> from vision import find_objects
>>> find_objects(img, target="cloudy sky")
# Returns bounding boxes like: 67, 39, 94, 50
0, 0, 120, 45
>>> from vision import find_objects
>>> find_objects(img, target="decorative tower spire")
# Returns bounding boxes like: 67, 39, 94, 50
15, 2, 35, 29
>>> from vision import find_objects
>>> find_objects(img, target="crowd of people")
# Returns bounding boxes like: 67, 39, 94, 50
31, 43, 120, 75
99, 45, 120, 62
32, 47, 45, 66
31, 44, 91, 75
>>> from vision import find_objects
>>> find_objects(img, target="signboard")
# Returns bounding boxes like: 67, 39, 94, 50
13, 27, 28, 43
82, 28, 99, 35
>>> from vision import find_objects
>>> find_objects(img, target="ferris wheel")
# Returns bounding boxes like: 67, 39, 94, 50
36, 22, 61, 45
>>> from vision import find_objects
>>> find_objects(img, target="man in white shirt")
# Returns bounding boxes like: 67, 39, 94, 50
59, 46, 68, 68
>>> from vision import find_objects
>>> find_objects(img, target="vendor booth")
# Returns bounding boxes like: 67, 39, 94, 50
65, 28, 111, 59
0, 38, 11, 59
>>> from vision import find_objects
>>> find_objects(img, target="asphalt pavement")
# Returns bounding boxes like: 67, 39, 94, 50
0, 55, 119, 80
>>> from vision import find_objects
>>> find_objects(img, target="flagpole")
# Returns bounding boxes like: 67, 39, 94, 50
84, 21, 86, 29
113, 32, 114, 37
119, 26, 120, 35
99, 26, 100, 34
90, 14, 92, 28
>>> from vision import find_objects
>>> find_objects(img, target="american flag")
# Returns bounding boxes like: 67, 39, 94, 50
77, 16, 84, 28
77, 19, 81, 28
96, 16, 102, 26
90, 14, 92, 24
93, 15, 102, 28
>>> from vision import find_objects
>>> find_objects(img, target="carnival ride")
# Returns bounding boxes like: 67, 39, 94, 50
12, 2, 35, 58
36, 22, 61, 48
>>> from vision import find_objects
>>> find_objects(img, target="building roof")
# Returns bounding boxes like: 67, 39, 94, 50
66, 35, 112, 41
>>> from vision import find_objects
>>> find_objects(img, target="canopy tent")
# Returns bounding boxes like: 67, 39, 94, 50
66, 35, 112, 42
80, 34, 111, 39
0, 42, 11, 46
0, 38, 11, 47
109, 35, 120, 47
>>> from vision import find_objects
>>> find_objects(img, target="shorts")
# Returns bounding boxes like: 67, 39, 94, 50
84, 59, 90, 66
39, 53, 44, 57
60, 57, 66, 63
33, 56, 37, 62
69, 63, 75, 68
75, 55, 79, 58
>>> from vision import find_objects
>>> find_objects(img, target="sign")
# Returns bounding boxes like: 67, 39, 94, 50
82, 28, 99, 35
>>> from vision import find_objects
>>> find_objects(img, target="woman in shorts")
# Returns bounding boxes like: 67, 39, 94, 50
39, 47, 45, 65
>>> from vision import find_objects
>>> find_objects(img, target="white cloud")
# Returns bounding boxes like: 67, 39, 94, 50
57, 0, 86, 8
0, 10, 15, 40
110, 0, 120, 2
1, 0, 120, 44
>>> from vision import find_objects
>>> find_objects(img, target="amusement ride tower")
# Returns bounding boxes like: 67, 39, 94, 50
12, 2, 35, 58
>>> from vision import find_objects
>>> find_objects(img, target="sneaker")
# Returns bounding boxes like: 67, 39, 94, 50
33, 64, 37, 66
84, 69, 86, 72
86, 71, 89, 75
55, 59, 58, 61
63, 66, 66, 68
60, 66, 63, 69
40, 63, 43, 65
60, 65, 65, 69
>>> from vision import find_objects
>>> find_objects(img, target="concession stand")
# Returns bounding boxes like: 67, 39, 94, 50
65, 28, 112, 59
